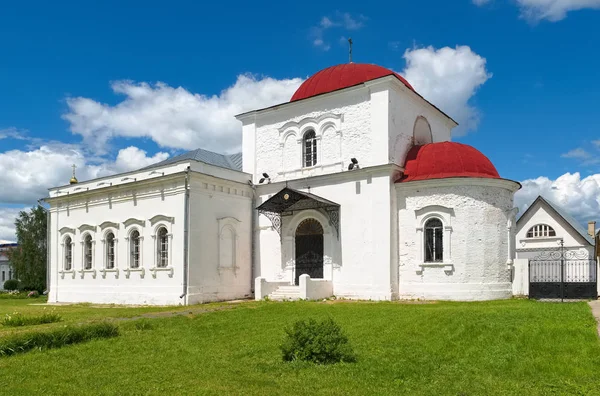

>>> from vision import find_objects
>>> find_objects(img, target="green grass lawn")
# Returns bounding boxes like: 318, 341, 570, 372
1, 298, 599, 395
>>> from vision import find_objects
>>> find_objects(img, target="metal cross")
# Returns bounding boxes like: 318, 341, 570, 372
72, 164, 77, 177
348, 38, 353, 63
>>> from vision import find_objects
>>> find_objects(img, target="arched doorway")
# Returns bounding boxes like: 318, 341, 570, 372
295, 218, 324, 285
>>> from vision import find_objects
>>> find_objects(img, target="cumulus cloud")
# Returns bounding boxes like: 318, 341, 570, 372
402, 45, 492, 135
63, 75, 302, 154
0, 207, 27, 242
0, 127, 27, 140
0, 144, 168, 205
516, 172, 600, 225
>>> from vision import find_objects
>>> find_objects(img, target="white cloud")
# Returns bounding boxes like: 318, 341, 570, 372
310, 12, 365, 50
472, 0, 492, 4
0, 144, 168, 205
0, 127, 27, 140
516, 172, 600, 225
517, 0, 600, 21
402, 45, 492, 135
63, 75, 302, 154
0, 207, 26, 242
562, 148, 591, 159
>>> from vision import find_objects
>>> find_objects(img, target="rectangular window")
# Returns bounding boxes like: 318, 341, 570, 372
8, 271, 11, 280
1, 271, 4, 281
425, 227, 443, 262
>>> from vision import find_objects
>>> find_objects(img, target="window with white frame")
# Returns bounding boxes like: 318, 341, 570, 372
83, 234, 93, 270
157, 227, 168, 268
1, 271, 4, 282
526, 224, 556, 238
64, 236, 73, 270
130, 230, 141, 268
105, 232, 115, 269
425, 218, 443, 262
303, 130, 317, 167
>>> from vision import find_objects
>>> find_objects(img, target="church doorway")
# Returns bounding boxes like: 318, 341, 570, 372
294, 218, 324, 285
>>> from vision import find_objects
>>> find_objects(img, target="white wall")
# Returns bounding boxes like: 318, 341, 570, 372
239, 79, 456, 187
397, 178, 519, 301
48, 173, 188, 306
387, 84, 453, 168
186, 173, 253, 304
254, 166, 397, 301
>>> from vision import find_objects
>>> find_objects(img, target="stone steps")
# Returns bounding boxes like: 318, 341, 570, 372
269, 285, 300, 301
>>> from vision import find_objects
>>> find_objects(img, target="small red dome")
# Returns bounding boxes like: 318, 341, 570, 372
398, 142, 500, 183
291, 63, 414, 102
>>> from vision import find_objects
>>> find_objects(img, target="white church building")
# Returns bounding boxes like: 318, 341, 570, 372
45, 63, 521, 305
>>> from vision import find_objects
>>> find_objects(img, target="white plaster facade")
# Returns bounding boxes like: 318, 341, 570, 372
46, 63, 521, 304
0, 244, 16, 290
46, 161, 252, 305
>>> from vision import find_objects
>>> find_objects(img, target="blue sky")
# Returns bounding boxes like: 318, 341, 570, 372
1, 0, 600, 240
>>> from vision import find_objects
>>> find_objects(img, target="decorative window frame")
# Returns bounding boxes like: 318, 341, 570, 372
60, 234, 76, 279
123, 227, 145, 279
79, 232, 97, 278
100, 228, 119, 278
150, 220, 174, 278
525, 223, 557, 239
217, 217, 240, 274
277, 113, 343, 173
414, 205, 454, 270
78, 224, 97, 234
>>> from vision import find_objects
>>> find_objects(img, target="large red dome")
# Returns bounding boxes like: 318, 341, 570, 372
291, 63, 414, 102
398, 142, 500, 183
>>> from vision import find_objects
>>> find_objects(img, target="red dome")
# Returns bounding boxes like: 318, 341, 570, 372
398, 142, 500, 183
291, 63, 414, 102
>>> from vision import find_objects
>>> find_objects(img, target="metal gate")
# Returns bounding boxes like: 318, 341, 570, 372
529, 247, 597, 300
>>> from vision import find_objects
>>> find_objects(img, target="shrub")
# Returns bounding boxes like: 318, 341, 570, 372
280, 318, 356, 364
2, 309, 62, 327
3, 279, 19, 291
27, 290, 39, 298
0, 322, 119, 357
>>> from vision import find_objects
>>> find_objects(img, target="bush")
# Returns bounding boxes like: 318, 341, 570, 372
0, 291, 28, 299
280, 318, 356, 364
3, 279, 18, 291
2, 309, 62, 327
0, 322, 119, 357
27, 290, 39, 298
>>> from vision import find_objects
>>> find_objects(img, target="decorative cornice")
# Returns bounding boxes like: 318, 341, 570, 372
123, 218, 145, 228
78, 224, 97, 233
149, 215, 174, 226
59, 227, 76, 236
99, 221, 120, 231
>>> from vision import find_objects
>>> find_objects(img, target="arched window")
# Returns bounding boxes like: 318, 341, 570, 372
425, 218, 443, 262
526, 224, 556, 238
83, 234, 93, 270
64, 236, 73, 271
130, 230, 141, 269
303, 130, 317, 167
105, 232, 115, 269
157, 227, 169, 268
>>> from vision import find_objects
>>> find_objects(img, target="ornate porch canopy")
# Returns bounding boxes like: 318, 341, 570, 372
256, 187, 340, 238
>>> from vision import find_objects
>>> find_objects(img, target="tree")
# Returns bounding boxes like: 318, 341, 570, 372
8, 206, 47, 292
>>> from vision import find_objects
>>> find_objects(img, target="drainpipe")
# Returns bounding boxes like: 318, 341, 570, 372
180, 166, 191, 305
250, 180, 256, 295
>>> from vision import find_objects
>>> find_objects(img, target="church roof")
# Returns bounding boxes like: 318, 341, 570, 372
290, 63, 414, 102
144, 148, 243, 172
397, 142, 501, 183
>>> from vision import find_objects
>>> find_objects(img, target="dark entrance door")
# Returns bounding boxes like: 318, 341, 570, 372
529, 248, 597, 300
295, 219, 324, 285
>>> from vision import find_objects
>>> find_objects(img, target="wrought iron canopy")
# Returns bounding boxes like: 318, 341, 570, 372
256, 187, 340, 238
